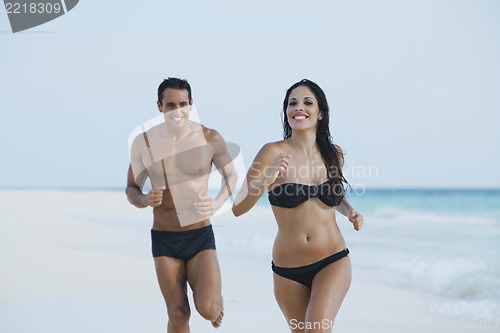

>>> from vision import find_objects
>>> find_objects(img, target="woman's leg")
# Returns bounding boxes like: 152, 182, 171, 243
273, 273, 311, 333
305, 257, 352, 333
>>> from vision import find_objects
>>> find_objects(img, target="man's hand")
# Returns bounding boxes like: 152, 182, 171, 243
194, 194, 221, 218
348, 208, 364, 231
144, 187, 166, 207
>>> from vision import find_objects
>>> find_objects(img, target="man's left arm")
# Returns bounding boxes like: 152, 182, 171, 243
194, 129, 238, 217
211, 129, 238, 209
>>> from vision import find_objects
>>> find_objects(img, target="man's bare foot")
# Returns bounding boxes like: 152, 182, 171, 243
211, 308, 224, 328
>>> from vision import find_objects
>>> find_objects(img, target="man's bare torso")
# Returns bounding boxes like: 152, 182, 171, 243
133, 122, 215, 230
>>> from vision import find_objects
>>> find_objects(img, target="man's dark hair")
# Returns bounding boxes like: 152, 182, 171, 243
157, 77, 192, 106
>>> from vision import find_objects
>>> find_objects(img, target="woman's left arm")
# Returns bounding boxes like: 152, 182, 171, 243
336, 197, 364, 231
333, 144, 364, 231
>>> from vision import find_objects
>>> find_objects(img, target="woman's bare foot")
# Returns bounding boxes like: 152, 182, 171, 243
211, 308, 224, 328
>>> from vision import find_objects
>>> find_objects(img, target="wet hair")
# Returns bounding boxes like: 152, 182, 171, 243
282, 79, 349, 190
157, 77, 192, 106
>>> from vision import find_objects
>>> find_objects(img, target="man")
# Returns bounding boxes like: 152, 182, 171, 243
126, 77, 237, 332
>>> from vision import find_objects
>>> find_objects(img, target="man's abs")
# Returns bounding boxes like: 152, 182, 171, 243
152, 205, 210, 231
152, 182, 211, 230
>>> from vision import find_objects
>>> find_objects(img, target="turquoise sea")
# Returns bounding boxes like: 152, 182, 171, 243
342, 189, 499, 322
249, 189, 500, 322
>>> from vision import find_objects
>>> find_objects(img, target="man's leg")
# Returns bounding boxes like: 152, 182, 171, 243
154, 256, 191, 333
186, 249, 224, 327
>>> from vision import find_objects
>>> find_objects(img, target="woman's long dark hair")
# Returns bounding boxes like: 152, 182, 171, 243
282, 79, 349, 191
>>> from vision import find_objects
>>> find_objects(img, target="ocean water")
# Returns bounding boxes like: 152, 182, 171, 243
337, 189, 500, 323
109, 187, 500, 326
46, 187, 497, 325
223, 189, 500, 323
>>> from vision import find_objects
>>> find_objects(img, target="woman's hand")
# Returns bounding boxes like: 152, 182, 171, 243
144, 187, 166, 207
265, 153, 292, 185
194, 194, 221, 218
232, 143, 289, 217
348, 209, 364, 231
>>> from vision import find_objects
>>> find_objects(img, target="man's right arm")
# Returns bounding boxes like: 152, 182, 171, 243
126, 164, 149, 208
126, 133, 150, 208
126, 134, 166, 208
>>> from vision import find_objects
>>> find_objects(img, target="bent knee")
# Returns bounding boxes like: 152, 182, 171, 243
195, 298, 222, 320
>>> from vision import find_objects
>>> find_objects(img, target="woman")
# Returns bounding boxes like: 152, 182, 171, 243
232, 79, 364, 332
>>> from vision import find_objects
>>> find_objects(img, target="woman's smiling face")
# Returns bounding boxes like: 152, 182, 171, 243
286, 85, 322, 131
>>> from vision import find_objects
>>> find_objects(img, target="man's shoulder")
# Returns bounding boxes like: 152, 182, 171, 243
130, 125, 166, 154
130, 132, 147, 150
131, 126, 154, 146
200, 125, 224, 143
145, 123, 165, 136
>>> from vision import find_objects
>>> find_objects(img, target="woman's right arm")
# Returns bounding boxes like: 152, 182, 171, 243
232, 143, 290, 217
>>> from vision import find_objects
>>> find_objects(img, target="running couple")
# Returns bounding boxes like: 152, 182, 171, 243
126, 77, 364, 333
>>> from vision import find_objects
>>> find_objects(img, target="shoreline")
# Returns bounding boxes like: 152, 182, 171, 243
1, 190, 498, 332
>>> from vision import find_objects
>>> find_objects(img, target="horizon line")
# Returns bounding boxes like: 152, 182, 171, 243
1, 186, 500, 192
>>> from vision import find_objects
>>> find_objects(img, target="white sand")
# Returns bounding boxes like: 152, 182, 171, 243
0, 190, 496, 332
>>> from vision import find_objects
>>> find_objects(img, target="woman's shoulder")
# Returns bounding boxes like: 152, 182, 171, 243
249, 140, 287, 162
259, 140, 288, 155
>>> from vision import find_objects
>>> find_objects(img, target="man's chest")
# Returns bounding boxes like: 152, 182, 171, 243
143, 145, 213, 185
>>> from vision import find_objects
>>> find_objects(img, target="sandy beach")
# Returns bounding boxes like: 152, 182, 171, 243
0, 190, 497, 332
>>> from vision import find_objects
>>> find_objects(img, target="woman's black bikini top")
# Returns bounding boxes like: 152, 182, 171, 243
268, 179, 344, 208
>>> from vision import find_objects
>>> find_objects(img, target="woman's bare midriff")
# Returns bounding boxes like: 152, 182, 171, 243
271, 200, 346, 267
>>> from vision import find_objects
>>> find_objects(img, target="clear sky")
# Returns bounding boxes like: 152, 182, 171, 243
1, 0, 499, 189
